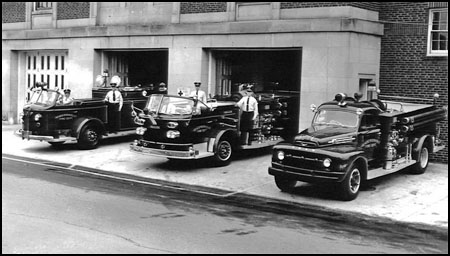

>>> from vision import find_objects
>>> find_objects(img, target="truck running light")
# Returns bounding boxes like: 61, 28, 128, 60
136, 127, 147, 135
323, 158, 332, 167
34, 113, 42, 121
167, 122, 179, 129
166, 130, 180, 139
276, 150, 285, 161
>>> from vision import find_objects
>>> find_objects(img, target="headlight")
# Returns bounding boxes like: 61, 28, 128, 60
34, 113, 42, 121
166, 130, 180, 139
136, 127, 147, 135
323, 158, 332, 168
276, 150, 285, 161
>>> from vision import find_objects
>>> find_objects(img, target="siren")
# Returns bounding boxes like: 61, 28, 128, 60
334, 93, 347, 107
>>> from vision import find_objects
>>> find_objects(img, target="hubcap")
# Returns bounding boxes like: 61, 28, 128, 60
349, 168, 361, 193
87, 129, 98, 142
218, 141, 231, 161
420, 147, 429, 169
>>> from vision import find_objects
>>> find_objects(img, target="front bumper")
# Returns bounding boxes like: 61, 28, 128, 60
130, 141, 214, 159
268, 162, 346, 183
15, 129, 76, 143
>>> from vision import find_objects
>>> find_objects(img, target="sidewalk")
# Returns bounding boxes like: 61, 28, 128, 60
3, 124, 448, 232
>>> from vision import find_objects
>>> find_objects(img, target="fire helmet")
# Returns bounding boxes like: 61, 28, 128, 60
110, 75, 121, 87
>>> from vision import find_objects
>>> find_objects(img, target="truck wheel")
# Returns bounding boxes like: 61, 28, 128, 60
214, 139, 232, 166
77, 123, 101, 150
338, 164, 361, 201
274, 176, 296, 193
411, 145, 429, 174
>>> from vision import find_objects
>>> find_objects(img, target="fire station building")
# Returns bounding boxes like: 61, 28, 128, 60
2, 2, 447, 162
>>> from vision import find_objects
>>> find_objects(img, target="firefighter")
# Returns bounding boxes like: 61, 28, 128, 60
59, 89, 74, 105
237, 87, 259, 145
189, 82, 207, 103
104, 76, 123, 131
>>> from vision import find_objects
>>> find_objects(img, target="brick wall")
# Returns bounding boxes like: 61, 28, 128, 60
57, 2, 90, 20
379, 2, 448, 163
180, 2, 227, 14
2, 2, 26, 23
280, 2, 380, 12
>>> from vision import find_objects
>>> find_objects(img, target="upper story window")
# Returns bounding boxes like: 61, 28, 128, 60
34, 2, 53, 11
428, 9, 448, 56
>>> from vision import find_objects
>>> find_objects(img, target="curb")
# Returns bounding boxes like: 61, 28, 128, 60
3, 153, 448, 240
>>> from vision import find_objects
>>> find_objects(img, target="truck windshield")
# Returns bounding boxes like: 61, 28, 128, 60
146, 94, 164, 114
313, 109, 359, 128
146, 95, 195, 115
28, 90, 60, 106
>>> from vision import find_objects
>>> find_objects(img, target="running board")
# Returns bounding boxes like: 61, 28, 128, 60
103, 130, 137, 138
367, 158, 417, 180
240, 138, 283, 150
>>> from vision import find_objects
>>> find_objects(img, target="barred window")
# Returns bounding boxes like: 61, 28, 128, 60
428, 9, 448, 56
35, 2, 52, 11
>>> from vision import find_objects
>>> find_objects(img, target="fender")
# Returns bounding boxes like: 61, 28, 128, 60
412, 135, 433, 156
73, 117, 105, 139
344, 156, 368, 182
208, 128, 238, 152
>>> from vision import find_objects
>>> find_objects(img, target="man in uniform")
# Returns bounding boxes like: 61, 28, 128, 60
189, 82, 207, 103
237, 88, 259, 145
104, 76, 123, 131
59, 89, 74, 105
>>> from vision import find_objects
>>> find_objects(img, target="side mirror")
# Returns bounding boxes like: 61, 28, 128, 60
310, 104, 317, 112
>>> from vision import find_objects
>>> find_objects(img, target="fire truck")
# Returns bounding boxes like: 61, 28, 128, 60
129, 92, 298, 166
268, 92, 447, 201
15, 86, 157, 149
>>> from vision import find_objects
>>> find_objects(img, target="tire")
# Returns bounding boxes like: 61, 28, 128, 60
213, 139, 233, 166
338, 163, 362, 201
77, 123, 101, 150
410, 144, 429, 174
274, 176, 297, 193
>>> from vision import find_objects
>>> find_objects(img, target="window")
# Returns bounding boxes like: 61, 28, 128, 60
34, 2, 52, 11
428, 9, 448, 56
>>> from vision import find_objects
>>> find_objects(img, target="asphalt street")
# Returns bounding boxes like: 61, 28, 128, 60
2, 156, 448, 254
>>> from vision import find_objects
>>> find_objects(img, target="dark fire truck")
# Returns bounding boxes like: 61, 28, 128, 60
129, 92, 298, 165
268, 92, 447, 200
16, 86, 153, 149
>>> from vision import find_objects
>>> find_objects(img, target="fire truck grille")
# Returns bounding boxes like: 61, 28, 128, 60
283, 152, 324, 170
294, 140, 318, 148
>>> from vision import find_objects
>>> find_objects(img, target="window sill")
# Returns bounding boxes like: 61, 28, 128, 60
32, 9, 53, 15
422, 55, 448, 61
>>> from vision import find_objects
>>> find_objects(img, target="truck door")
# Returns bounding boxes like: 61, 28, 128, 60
358, 113, 381, 160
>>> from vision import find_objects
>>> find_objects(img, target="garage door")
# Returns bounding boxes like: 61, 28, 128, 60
25, 51, 68, 100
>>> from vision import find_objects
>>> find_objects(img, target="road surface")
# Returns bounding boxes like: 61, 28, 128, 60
2, 156, 447, 254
